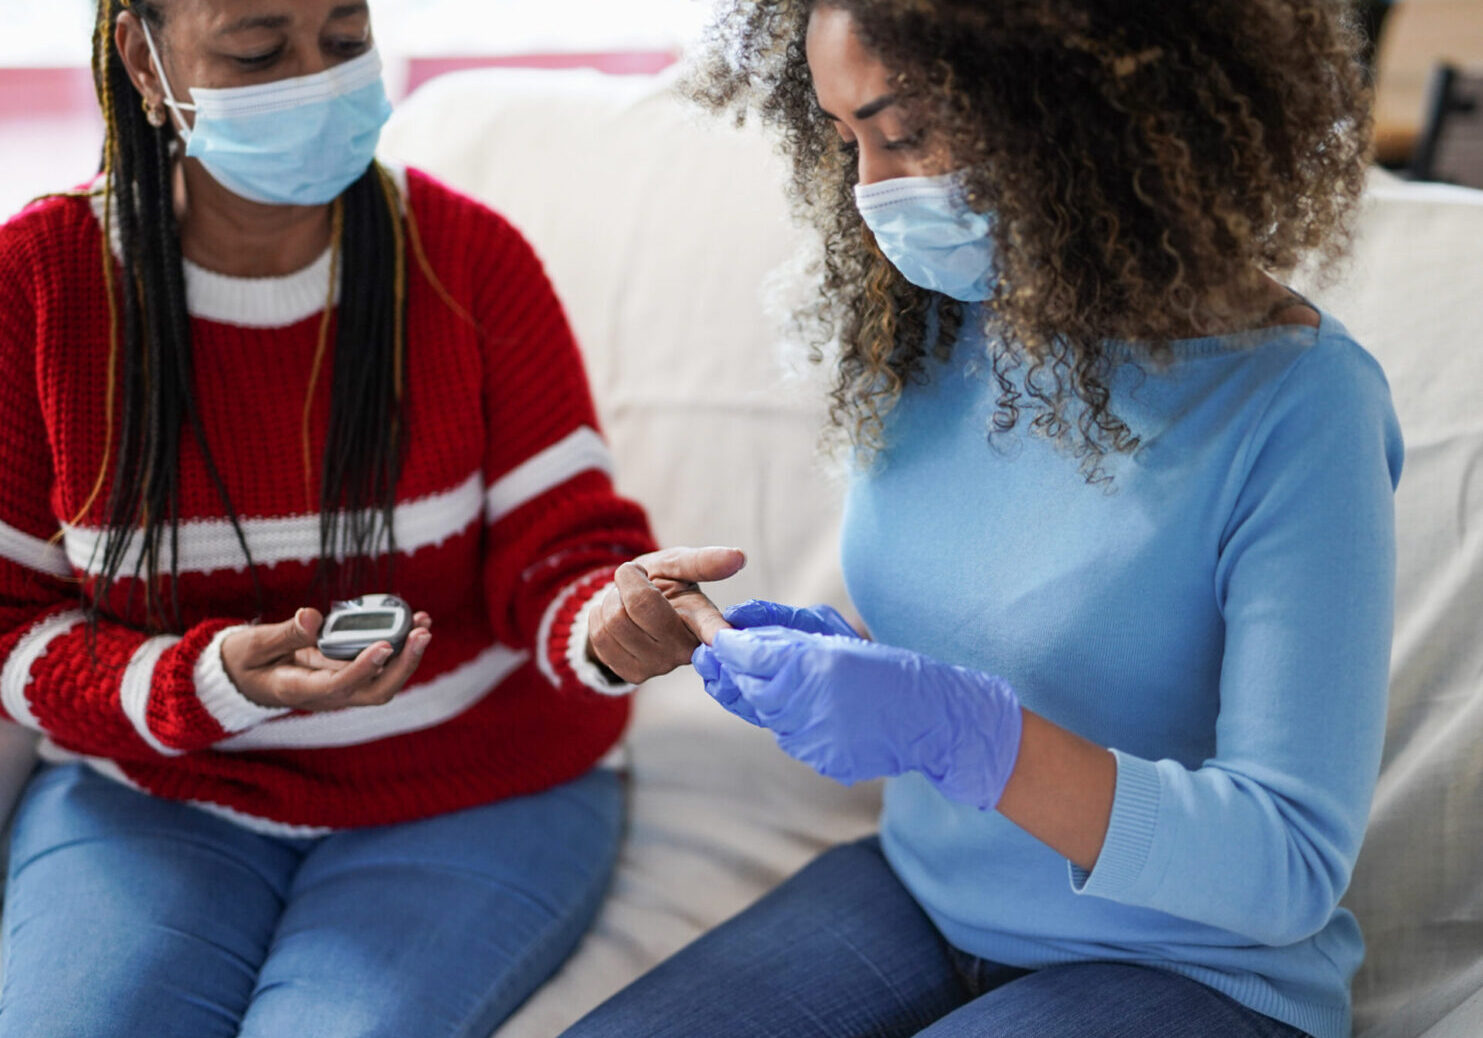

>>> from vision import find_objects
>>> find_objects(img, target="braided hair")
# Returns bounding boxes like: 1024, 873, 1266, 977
84, 0, 411, 631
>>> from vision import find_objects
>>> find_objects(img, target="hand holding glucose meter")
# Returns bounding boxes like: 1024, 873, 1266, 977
318, 594, 415, 662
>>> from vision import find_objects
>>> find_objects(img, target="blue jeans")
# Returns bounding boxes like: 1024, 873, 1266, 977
562, 837, 1312, 1038
0, 762, 622, 1038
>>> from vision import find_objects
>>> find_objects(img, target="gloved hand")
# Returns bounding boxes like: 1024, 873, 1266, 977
705, 626, 1024, 810
723, 599, 862, 639
692, 600, 861, 725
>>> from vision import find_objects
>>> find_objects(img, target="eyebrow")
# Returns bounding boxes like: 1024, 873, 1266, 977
217, 4, 368, 36
218, 15, 291, 35
819, 93, 899, 122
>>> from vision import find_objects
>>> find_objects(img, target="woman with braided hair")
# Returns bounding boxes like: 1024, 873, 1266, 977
0, 2, 736, 1035
564, 2, 1400, 1037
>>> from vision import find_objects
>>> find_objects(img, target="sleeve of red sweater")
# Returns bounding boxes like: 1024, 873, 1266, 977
461, 197, 658, 697
0, 205, 286, 762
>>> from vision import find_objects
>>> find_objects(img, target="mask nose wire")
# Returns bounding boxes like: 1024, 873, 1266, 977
138, 18, 198, 140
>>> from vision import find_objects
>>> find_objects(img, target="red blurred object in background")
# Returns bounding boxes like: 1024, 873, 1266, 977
405, 52, 676, 94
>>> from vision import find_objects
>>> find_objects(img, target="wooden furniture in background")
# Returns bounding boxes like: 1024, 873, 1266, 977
1373, 0, 1483, 166
1411, 64, 1483, 188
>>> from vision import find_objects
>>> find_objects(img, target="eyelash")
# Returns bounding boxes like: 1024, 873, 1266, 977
884, 134, 924, 152
234, 39, 369, 69
235, 50, 281, 69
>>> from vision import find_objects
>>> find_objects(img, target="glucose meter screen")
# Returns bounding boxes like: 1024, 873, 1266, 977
331, 613, 395, 633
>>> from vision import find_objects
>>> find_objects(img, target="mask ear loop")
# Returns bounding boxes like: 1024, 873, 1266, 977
137, 17, 198, 142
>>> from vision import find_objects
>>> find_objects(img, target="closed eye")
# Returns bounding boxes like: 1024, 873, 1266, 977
233, 48, 283, 69
328, 38, 372, 58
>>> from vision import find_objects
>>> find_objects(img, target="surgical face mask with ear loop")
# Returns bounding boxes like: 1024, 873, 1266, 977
854, 172, 999, 302
140, 20, 393, 207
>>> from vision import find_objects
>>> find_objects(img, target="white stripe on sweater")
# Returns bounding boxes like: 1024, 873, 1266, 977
565, 583, 635, 696
119, 634, 185, 757
193, 625, 291, 734
37, 744, 337, 837
0, 519, 72, 579
486, 427, 614, 523
217, 643, 528, 751
535, 578, 588, 689
0, 610, 86, 730
62, 473, 484, 578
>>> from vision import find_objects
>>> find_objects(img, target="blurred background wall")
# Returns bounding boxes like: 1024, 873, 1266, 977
0, 0, 706, 219
4, 1, 1483, 220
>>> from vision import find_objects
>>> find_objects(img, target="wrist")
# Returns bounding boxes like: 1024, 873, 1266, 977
995, 709, 1115, 870
195, 625, 291, 731
564, 584, 635, 694
925, 665, 1024, 811
584, 638, 625, 686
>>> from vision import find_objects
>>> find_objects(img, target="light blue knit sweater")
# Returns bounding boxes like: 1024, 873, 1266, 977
842, 311, 1403, 1038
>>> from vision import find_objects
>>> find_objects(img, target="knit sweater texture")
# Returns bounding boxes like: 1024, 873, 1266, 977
0, 167, 654, 835
843, 311, 1403, 1038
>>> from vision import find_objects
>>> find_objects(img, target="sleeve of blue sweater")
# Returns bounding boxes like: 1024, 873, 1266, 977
1070, 335, 1404, 945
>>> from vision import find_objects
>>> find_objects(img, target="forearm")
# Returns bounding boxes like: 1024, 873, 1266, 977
995, 709, 1116, 872
0, 607, 262, 758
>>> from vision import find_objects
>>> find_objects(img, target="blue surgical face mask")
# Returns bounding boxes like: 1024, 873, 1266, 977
141, 22, 393, 207
854, 172, 999, 302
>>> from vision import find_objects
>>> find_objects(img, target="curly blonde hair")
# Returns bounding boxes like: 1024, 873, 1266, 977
686, 0, 1372, 475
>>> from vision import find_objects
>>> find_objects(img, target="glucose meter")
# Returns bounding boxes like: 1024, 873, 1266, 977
318, 594, 415, 661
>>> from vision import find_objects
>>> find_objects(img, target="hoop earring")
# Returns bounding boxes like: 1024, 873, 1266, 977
143, 98, 167, 129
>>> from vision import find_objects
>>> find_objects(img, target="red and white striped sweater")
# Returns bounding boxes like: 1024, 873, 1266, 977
0, 167, 655, 835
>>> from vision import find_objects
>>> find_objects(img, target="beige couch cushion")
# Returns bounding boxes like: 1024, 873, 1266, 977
1294, 180, 1483, 1038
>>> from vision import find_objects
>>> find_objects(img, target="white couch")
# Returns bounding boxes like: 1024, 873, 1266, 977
380, 67, 1483, 1037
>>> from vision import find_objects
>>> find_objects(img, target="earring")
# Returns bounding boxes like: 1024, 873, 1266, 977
143, 98, 167, 128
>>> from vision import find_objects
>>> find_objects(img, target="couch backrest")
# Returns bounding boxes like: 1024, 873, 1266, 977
1294, 178, 1483, 1037
381, 69, 1483, 1036
382, 69, 850, 619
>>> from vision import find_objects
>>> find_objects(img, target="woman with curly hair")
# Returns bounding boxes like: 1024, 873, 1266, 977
563, 2, 1400, 1036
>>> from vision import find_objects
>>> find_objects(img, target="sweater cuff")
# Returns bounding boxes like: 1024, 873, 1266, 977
566, 584, 635, 695
1069, 749, 1162, 899
538, 570, 635, 696
193, 625, 291, 734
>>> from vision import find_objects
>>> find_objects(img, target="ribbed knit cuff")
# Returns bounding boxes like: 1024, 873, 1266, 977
193, 625, 292, 734
566, 584, 635, 696
537, 569, 634, 696
1069, 749, 1162, 898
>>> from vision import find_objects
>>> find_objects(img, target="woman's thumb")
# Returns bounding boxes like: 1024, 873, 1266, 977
257, 608, 319, 660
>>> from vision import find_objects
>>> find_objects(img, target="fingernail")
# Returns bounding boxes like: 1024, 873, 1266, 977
412, 632, 431, 655
371, 646, 393, 665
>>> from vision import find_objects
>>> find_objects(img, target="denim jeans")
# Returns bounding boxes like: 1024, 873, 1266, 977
561, 836, 1312, 1038
0, 761, 622, 1038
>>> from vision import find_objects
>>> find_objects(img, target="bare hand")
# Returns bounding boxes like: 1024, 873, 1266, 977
586, 546, 745, 684
221, 608, 434, 712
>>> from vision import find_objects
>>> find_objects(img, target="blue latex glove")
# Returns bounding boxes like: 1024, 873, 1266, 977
723, 599, 862, 639
692, 600, 861, 725
692, 640, 762, 725
707, 626, 1024, 810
